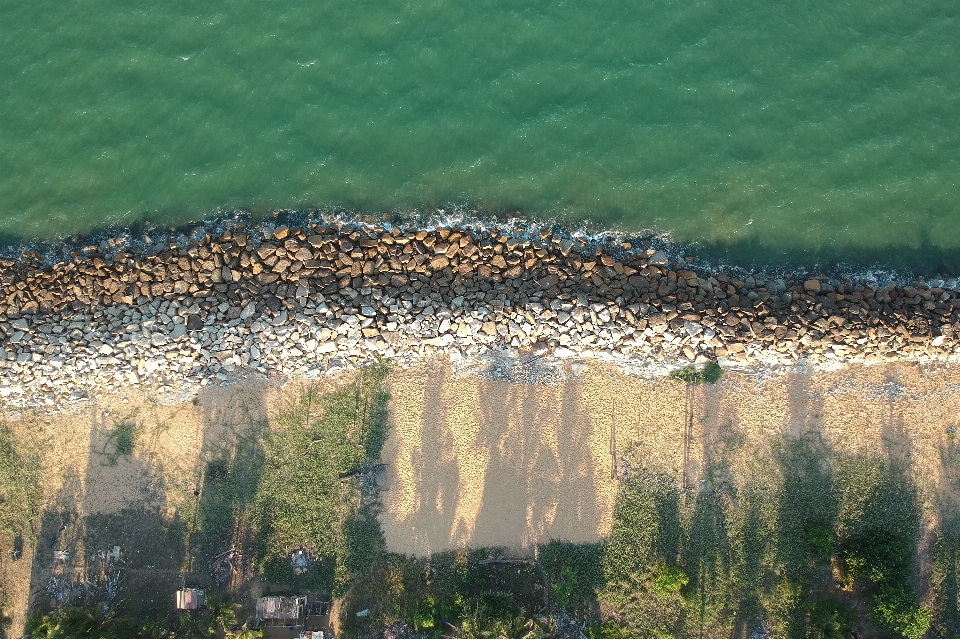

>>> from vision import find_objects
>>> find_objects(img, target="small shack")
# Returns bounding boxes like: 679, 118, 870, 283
257, 596, 306, 638
175, 588, 205, 610
256, 596, 332, 639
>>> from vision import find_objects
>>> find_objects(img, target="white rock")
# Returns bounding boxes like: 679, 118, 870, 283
684, 321, 703, 337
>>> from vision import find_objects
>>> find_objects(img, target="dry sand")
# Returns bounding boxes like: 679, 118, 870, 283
379, 359, 960, 557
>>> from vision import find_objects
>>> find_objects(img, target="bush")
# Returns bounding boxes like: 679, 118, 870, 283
585, 621, 634, 639
701, 362, 723, 384
841, 529, 908, 583
669, 363, 722, 385
650, 565, 688, 597
872, 585, 932, 639
669, 366, 701, 384
413, 596, 437, 631
806, 524, 834, 554
474, 590, 521, 623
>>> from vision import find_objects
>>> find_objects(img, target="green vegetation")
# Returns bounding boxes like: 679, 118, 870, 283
539, 542, 604, 618
651, 565, 689, 597
183, 362, 393, 597
251, 362, 390, 593
105, 420, 138, 464
23, 599, 251, 639
0, 421, 41, 585
0, 421, 41, 539
669, 362, 723, 385
339, 549, 545, 639
342, 438, 933, 639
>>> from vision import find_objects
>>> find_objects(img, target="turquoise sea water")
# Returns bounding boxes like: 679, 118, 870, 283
1, 0, 959, 270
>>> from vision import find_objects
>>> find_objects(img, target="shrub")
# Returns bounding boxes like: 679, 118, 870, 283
651, 565, 688, 597
669, 366, 701, 384
806, 524, 833, 554
475, 590, 521, 623
551, 566, 576, 609
105, 421, 138, 464
413, 596, 437, 631
669, 363, 722, 385
701, 362, 723, 384
841, 529, 908, 583
585, 621, 634, 639
872, 585, 931, 639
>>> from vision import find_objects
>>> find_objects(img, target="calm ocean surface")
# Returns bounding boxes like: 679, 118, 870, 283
1, 0, 958, 271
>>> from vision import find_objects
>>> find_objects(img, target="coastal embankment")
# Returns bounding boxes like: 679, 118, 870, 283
1, 217, 959, 408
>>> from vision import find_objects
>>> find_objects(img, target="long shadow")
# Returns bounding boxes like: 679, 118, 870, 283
683, 452, 735, 637
926, 435, 960, 638
470, 368, 603, 551
191, 378, 269, 593
407, 360, 460, 555
881, 368, 914, 465
25, 403, 190, 622
698, 379, 769, 639
772, 437, 839, 639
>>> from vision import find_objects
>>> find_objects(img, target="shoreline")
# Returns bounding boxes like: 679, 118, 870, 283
3, 215, 960, 409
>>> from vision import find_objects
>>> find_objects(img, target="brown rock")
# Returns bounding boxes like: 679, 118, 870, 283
430, 256, 450, 270
273, 226, 289, 240
804, 279, 822, 293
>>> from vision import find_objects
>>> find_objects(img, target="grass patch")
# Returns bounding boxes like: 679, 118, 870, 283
0, 421, 42, 541
251, 362, 391, 594
104, 420, 138, 465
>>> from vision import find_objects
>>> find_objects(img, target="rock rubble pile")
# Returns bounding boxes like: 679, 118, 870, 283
2, 219, 959, 408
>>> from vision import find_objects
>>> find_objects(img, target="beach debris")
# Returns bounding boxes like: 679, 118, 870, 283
290, 547, 315, 575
